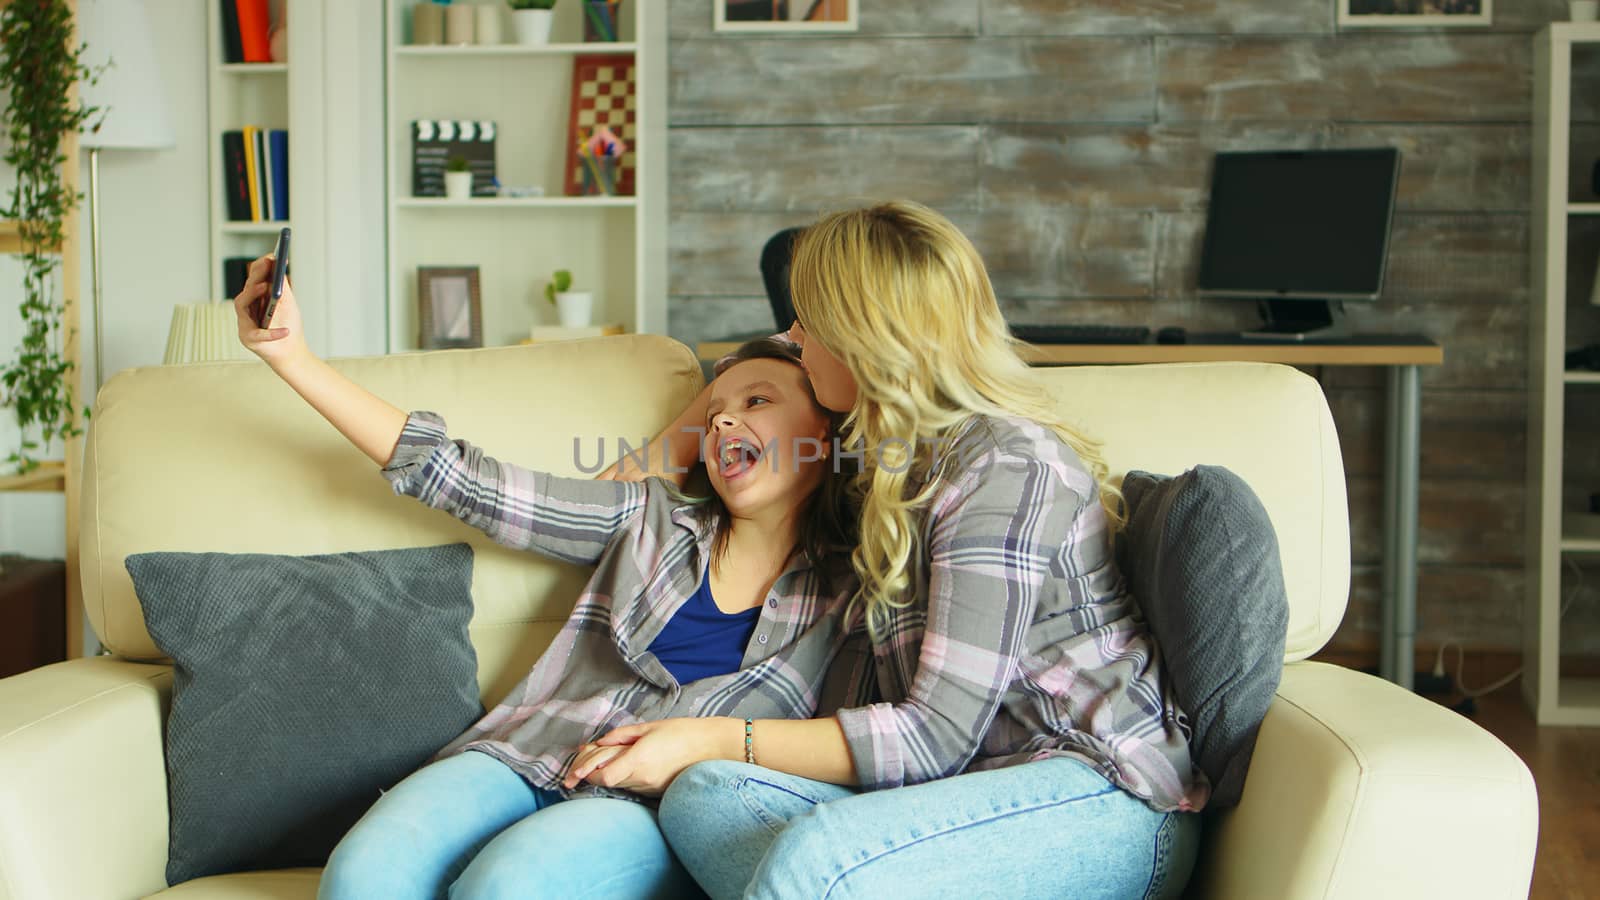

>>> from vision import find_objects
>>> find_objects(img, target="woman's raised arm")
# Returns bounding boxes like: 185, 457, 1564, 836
233, 254, 408, 466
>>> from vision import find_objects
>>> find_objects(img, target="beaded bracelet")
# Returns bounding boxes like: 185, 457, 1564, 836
744, 717, 756, 765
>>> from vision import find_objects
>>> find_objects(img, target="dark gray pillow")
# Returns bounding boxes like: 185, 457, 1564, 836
125, 544, 482, 887
1117, 467, 1288, 809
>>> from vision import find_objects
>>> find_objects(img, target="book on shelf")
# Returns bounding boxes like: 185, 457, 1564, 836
224, 127, 288, 222
222, 131, 251, 221
233, 0, 272, 64
412, 120, 497, 198
242, 125, 261, 221
219, 0, 244, 64
261, 131, 277, 222
254, 128, 270, 220
223, 256, 253, 299
268, 129, 289, 220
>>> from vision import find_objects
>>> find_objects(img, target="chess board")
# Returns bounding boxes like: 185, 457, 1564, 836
565, 54, 637, 197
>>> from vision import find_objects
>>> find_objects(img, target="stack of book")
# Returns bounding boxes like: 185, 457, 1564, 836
164, 303, 254, 365
222, 127, 289, 222
218, 0, 274, 64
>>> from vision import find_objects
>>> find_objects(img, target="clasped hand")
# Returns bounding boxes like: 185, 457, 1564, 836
562, 717, 737, 796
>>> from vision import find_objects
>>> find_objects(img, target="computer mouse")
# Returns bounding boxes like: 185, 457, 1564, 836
1156, 326, 1187, 345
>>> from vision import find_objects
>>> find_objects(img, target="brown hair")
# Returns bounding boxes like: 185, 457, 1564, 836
672, 337, 857, 590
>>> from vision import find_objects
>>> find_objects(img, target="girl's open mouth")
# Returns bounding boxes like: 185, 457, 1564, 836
717, 436, 762, 480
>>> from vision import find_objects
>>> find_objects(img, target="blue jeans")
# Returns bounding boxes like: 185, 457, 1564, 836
318, 750, 701, 900
658, 757, 1200, 900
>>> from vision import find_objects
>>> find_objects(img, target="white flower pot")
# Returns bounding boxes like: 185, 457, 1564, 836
511, 9, 553, 45
444, 170, 473, 201
555, 291, 593, 328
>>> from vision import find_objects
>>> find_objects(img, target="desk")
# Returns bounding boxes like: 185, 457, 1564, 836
697, 334, 1445, 689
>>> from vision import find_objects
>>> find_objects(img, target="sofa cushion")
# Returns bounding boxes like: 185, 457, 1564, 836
125, 544, 482, 887
1117, 466, 1288, 808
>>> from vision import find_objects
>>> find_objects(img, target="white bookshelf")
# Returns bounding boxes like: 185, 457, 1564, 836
205, 0, 327, 347
1527, 23, 1600, 727
383, 0, 667, 352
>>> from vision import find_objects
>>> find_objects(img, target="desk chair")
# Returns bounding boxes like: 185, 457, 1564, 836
761, 227, 802, 331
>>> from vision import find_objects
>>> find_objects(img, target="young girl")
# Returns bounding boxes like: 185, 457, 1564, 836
593, 201, 1207, 900
229, 258, 857, 900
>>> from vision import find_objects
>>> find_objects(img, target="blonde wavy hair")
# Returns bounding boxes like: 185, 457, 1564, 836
788, 200, 1125, 637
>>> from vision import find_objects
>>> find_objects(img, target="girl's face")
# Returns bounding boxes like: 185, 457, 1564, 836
785, 320, 858, 413
703, 358, 833, 520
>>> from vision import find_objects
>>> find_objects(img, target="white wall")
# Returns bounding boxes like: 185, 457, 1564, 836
0, 0, 387, 650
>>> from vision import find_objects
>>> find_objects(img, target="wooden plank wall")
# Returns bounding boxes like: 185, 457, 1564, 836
664, 0, 1600, 656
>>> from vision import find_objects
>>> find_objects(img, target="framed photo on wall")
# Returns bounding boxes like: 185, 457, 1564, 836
1338, 0, 1491, 28
417, 266, 482, 349
714, 0, 858, 32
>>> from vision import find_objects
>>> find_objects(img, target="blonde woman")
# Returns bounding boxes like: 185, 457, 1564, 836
586, 201, 1206, 899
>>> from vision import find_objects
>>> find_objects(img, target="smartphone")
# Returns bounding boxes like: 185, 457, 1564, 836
259, 227, 291, 328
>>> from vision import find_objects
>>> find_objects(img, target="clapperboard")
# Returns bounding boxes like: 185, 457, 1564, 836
412, 120, 498, 197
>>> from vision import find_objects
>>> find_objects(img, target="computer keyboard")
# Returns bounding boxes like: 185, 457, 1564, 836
1008, 323, 1152, 345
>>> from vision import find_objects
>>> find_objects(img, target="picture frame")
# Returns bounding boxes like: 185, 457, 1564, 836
714, 0, 858, 33
1337, 0, 1491, 28
417, 266, 483, 349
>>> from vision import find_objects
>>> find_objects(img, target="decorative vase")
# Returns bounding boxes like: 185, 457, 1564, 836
475, 5, 505, 44
511, 8, 553, 45
411, 2, 444, 44
269, 5, 288, 62
555, 291, 594, 327
444, 171, 473, 201
445, 4, 476, 44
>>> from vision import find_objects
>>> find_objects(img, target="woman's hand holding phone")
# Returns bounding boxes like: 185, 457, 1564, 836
233, 252, 309, 369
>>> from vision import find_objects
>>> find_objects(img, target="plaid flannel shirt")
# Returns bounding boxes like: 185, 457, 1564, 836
382, 412, 855, 799
825, 415, 1209, 813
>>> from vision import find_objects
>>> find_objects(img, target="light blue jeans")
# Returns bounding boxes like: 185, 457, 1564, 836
658, 757, 1200, 900
317, 750, 701, 900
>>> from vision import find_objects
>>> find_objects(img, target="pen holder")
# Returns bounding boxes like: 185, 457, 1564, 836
583, 0, 622, 42
581, 156, 619, 195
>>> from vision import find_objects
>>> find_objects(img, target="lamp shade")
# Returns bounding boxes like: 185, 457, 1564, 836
77, 0, 174, 150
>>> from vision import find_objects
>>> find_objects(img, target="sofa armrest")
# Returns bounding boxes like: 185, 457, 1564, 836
1190, 661, 1538, 900
0, 657, 173, 900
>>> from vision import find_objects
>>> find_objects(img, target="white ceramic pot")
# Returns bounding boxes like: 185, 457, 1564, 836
444, 3, 476, 44
476, 5, 504, 44
511, 8, 553, 45
444, 171, 473, 201
555, 291, 594, 327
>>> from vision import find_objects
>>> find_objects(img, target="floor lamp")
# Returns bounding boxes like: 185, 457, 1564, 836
77, 0, 175, 390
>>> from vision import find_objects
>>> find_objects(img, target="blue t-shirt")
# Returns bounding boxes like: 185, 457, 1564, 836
647, 568, 761, 685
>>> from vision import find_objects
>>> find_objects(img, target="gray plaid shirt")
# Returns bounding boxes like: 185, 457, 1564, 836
383, 412, 857, 799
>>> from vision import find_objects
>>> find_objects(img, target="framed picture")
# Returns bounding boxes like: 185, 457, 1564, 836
714, 0, 858, 32
417, 266, 482, 349
1338, 0, 1491, 28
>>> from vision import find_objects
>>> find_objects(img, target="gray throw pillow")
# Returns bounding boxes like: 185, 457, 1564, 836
1117, 467, 1288, 809
125, 543, 482, 887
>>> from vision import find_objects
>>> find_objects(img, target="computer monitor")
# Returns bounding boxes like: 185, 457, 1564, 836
1197, 148, 1401, 340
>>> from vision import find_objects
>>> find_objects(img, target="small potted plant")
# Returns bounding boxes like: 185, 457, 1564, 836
444, 155, 473, 201
545, 269, 592, 327
508, 0, 558, 45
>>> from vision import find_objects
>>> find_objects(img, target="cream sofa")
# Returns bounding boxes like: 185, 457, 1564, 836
0, 335, 1537, 899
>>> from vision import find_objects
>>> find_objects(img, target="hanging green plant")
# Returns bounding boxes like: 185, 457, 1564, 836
0, 0, 100, 472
